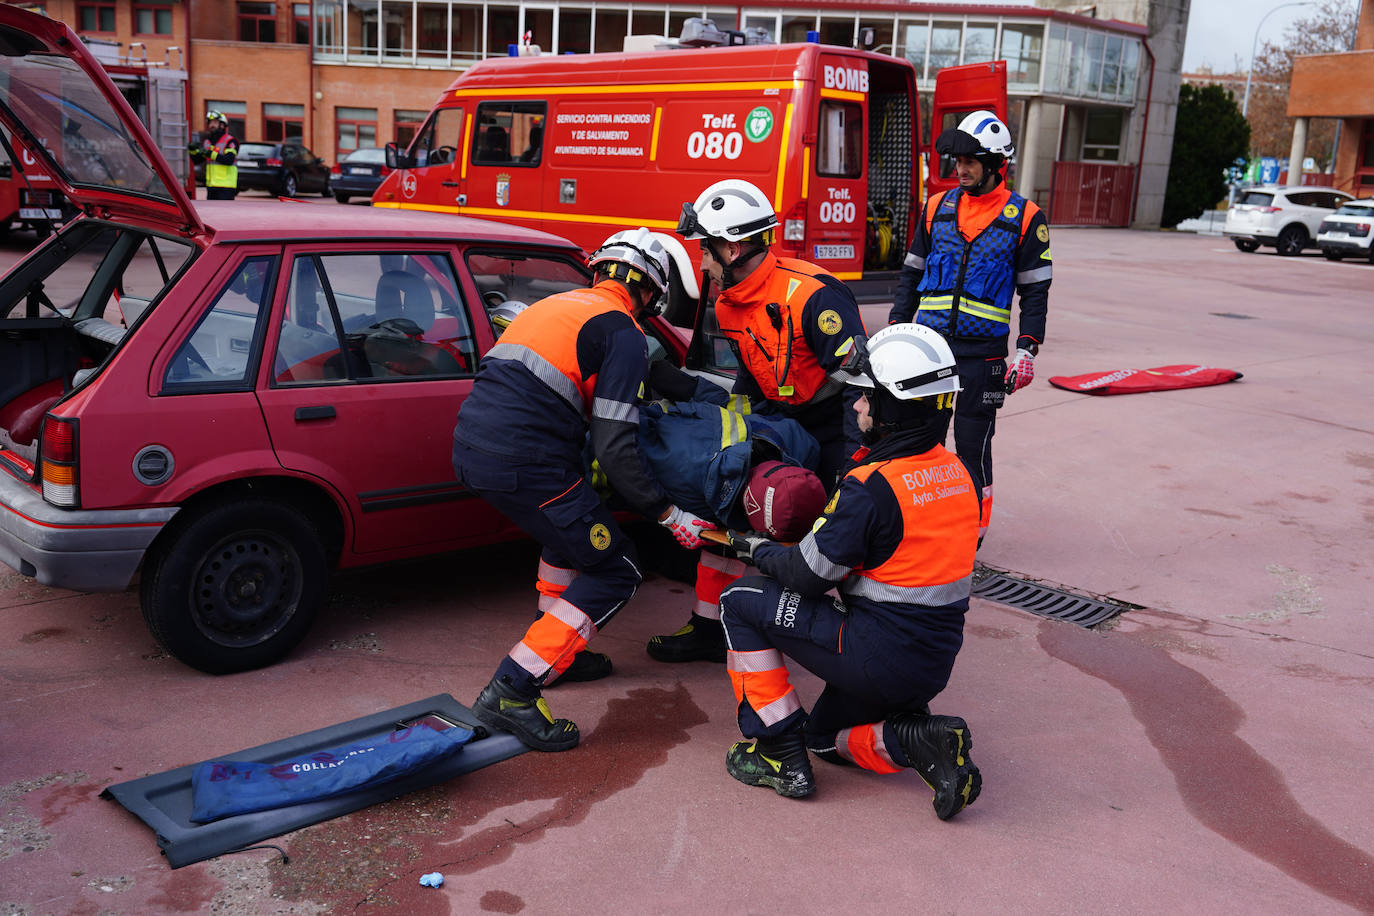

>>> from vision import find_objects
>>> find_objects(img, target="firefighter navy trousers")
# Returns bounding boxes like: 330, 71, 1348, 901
453, 439, 642, 694
720, 575, 960, 772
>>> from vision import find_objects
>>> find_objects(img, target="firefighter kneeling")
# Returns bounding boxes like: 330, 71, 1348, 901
715, 323, 982, 819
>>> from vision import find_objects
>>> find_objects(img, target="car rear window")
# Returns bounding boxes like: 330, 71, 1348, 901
239, 143, 276, 158
1334, 203, 1374, 217
344, 148, 385, 164
1237, 192, 1274, 207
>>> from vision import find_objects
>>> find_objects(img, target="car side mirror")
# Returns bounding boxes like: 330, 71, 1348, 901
385, 142, 411, 170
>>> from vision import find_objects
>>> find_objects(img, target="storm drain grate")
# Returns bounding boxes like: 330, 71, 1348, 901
971, 565, 1139, 628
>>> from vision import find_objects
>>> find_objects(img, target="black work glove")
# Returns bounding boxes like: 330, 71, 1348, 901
727, 530, 771, 562
647, 358, 699, 402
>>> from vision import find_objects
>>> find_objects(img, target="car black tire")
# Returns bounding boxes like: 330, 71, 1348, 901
1276, 225, 1307, 256
1322, 249, 1344, 261
140, 499, 327, 674
1232, 238, 1260, 253
334, 191, 349, 203
281, 172, 298, 197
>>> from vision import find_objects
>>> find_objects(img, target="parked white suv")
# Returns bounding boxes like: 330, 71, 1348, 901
1316, 198, 1374, 262
1224, 186, 1354, 256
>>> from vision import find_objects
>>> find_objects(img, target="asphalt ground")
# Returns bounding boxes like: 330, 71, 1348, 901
1, 221, 1372, 915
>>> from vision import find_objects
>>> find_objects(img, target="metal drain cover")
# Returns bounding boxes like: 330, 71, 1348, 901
971, 565, 1138, 628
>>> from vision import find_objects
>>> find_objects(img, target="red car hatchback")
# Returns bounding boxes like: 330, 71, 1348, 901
0, 7, 691, 673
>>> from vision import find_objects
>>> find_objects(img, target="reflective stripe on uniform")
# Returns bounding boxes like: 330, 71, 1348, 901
800, 532, 850, 582
536, 559, 578, 610
486, 342, 583, 410
917, 295, 1010, 324
836, 723, 903, 774
696, 551, 747, 618
592, 396, 638, 423
1017, 265, 1052, 284
509, 596, 597, 679
904, 252, 925, 270
727, 647, 803, 726
842, 573, 972, 605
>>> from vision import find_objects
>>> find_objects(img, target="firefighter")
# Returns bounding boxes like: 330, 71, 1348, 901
715, 323, 982, 819
646, 179, 868, 665
188, 110, 239, 200
455, 228, 714, 752
888, 110, 1051, 545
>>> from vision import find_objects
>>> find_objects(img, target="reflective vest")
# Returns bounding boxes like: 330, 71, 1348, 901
915, 187, 1028, 341
715, 254, 839, 407
840, 445, 978, 608
206, 134, 238, 190
485, 281, 643, 418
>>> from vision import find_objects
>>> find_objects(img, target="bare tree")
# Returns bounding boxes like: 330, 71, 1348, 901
1247, 0, 1357, 169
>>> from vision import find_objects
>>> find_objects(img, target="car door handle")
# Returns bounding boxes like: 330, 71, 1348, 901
294, 405, 336, 421
441, 180, 459, 187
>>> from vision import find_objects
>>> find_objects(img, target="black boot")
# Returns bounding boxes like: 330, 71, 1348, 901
890, 712, 981, 820
472, 676, 579, 752
646, 613, 726, 663
725, 731, 816, 798
545, 650, 612, 685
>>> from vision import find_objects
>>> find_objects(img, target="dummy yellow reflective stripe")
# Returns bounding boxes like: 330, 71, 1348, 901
717, 405, 748, 451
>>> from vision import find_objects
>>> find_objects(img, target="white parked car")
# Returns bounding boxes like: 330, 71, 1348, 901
1316, 198, 1374, 262
1223, 186, 1354, 256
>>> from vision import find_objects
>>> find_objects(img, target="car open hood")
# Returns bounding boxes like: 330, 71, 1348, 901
0, 6, 202, 236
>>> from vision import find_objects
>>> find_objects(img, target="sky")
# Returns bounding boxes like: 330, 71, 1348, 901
1181, 0, 1322, 73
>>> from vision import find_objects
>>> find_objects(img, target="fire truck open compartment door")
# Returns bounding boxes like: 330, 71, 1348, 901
860, 56, 918, 274
927, 60, 1008, 199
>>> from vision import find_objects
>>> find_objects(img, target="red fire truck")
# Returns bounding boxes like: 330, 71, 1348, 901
374, 27, 1005, 308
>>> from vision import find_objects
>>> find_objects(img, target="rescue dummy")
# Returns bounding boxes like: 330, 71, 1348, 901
714, 323, 983, 819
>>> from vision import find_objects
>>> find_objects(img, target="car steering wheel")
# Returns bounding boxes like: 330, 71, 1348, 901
483, 290, 506, 308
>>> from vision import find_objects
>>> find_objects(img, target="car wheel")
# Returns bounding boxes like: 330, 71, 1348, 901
281, 172, 299, 197
1276, 225, 1307, 256
1232, 238, 1260, 253
140, 499, 327, 674
334, 192, 349, 204
1322, 249, 1344, 261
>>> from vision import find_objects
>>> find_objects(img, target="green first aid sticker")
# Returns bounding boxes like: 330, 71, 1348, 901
745, 107, 774, 143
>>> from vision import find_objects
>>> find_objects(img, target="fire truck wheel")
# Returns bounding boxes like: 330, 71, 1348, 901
140, 499, 327, 674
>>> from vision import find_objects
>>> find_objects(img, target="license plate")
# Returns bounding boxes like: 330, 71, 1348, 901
813, 245, 854, 260
348, 167, 370, 175
237, 159, 257, 167
19, 207, 61, 220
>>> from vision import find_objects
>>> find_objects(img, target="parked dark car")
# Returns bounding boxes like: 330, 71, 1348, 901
235, 141, 331, 197
330, 147, 390, 203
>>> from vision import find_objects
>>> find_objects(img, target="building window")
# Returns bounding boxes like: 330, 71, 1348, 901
1083, 109, 1124, 162
486, 5, 517, 57
293, 3, 309, 43
314, 0, 342, 53
964, 23, 997, 64
858, 17, 894, 55
818, 15, 854, 47
394, 109, 428, 147
928, 21, 961, 77
561, 7, 592, 55
1001, 24, 1043, 88
239, 2, 277, 42
417, 2, 451, 60
78, 2, 116, 33
596, 9, 630, 51
206, 100, 247, 141
337, 107, 378, 152
1357, 119, 1374, 189
134, 1, 172, 35
898, 20, 930, 78
264, 103, 304, 142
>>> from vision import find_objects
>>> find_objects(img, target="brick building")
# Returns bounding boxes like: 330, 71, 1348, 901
1287, 0, 1374, 194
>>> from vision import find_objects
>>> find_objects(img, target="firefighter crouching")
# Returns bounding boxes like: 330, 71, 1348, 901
454, 228, 714, 752
889, 110, 1051, 546
189, 110, 239, 200
646, 179, 868, 666
716, 323, 982, 818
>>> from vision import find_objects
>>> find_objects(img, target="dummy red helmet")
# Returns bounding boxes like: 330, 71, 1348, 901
742, 461, 827, 540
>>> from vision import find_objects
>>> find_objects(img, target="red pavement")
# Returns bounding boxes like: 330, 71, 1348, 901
1, 226, 1372, 914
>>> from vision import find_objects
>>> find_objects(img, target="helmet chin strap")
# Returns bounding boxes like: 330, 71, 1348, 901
714, 239, 766, 290
967, 158, 1004, 196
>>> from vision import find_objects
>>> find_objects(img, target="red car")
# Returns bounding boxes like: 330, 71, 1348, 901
0, 6, 692, 674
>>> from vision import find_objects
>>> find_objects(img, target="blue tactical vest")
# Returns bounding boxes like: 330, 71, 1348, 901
915, 188, 1028, 340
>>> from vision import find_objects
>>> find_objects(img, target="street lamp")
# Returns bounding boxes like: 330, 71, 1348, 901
1242, 1, 1312, 116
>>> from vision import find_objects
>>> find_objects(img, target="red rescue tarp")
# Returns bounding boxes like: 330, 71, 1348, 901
1048, 365, 1242, 396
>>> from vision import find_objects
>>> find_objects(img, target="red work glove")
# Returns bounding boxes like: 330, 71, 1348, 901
659, 506, 716, 549
1005, 348, 1036, 394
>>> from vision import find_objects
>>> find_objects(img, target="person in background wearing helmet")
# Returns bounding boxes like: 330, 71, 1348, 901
188, 111, 239, 200
453, 228, 715, 752
889, 110, 1050, 546
646, 179, 868, 665
713, 323, 982, 818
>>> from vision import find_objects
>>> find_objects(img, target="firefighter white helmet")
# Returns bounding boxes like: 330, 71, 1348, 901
587, 227, 672, 301
850, 323, 960, 400
677, 179, 778, 243
955, 110, 1015, 159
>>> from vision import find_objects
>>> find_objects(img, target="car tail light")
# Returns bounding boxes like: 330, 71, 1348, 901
267, 157, 283, 167
1354, 222, 1371, 235
40, 415, 79, 508
330, 163, 342, 175
379, 165, 393, 177
1255, 206, 1280, 213
779, 202, 806, 254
